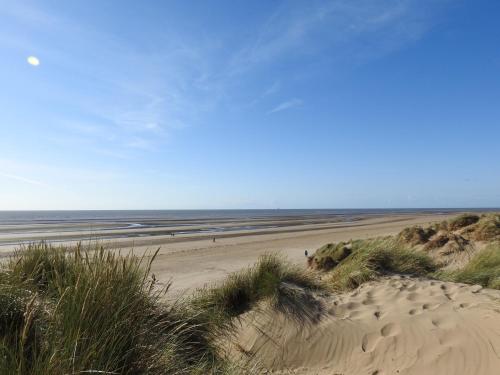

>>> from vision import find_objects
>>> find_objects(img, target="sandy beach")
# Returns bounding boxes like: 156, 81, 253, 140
1, 211, 461, 293
142, 213, 461, 293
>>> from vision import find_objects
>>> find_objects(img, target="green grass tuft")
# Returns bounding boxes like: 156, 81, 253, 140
435, 242, 500, 289
192, 254, 324, 324
325, 238, 437, 291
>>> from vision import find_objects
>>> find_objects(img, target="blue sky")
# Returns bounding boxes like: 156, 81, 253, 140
0, 0, 499, 209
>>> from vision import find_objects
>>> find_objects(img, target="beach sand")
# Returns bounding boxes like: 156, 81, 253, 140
235, 276, 500, 375
144, 213, 458, 294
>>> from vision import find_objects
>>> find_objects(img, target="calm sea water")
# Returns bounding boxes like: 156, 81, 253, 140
0, 208, 496, 225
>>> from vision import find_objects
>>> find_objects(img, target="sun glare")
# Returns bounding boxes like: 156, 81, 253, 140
27, 56, 40, 66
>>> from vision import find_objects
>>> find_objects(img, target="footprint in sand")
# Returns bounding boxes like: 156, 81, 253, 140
362, 332, 382, 352
407, 292, 420, 302
407, 283, 418, 292
381, 323, 400, 337
391, 281, 403, 289
349, 310, 363, 319
362, 298, 375, 306
432, 318, 456, 329
362, 323, 400, 352
422, 303, 440, 311
409, 308, 422, 316
469, 285, 482, 293
458, 302, 476, 309
444, 292, 457, 301
346, 302, 361, 310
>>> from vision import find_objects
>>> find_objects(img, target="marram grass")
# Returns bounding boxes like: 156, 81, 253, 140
0, 243, 227, 374
0, 244, 322, 374
324, 238, 437, 291
434, 242, 500, 289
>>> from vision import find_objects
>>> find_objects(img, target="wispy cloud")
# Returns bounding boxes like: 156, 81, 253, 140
262, 81, 280, 97
0, 171, 50, 188
268, 98, 303, 114
230, 0, 448, 73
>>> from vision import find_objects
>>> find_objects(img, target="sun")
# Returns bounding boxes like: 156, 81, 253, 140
27, 56, 40, 66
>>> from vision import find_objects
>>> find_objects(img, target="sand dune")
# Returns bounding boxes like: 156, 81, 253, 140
235, 276, 500, 375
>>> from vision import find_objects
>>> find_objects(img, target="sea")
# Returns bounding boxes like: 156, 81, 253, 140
0, 208, 497, 225
0, 208, 498, 249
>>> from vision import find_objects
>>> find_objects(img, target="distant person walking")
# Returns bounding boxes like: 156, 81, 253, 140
305, 250, 308, 257
213, 237, 216, 243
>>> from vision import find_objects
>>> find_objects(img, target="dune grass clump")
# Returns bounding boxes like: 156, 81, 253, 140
6, 242, 81, 297
435, 242, 500, 289
0, 243, 228, 375
471, 214, 500, 241
448, 213, 480, 231
423, 233, 450, 250
325, 238, 437, 291
423, 233, 470, 254
397, 226, 435, 246
431, 220, 448, 232
193, 254, 324, 322
0, 283, 44, 373
440, 234, 470, 254
308, 242, 352, 270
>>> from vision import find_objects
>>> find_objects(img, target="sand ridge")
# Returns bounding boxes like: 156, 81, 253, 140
234, 276, 500, 375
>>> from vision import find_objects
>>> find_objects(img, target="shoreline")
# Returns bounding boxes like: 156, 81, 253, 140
0, 211, 458, 251
1, 211, 494, 294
